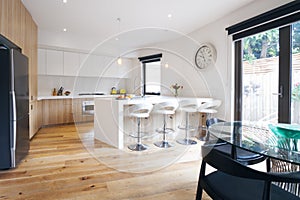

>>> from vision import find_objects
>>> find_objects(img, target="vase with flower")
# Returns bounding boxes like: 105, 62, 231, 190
171, 83, 183, 97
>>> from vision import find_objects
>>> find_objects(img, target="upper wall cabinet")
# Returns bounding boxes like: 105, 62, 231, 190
64, 51, 80, 76
38, 48, 132, 78
79, 53, 103, 77
38, 48, 46, 75
46, 50, 63, 75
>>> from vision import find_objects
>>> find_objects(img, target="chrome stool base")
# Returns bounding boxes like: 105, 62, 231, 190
154, 141, 173, 148
155, 128, 174, 134
128, 143, 149, 151
176, 138, 197, 145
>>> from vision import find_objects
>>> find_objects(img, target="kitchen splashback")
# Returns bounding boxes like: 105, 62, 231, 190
38, 75, 127, 96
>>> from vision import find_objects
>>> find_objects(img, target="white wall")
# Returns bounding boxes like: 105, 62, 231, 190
37, 0, 293, 119
168, 0, 293, 120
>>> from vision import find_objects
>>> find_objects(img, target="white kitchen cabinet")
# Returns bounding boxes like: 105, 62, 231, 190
64, 51, 80, 76
38, 48, 46, 75
37, 48, 132, 78
101, 56, 116, 77
46, 49, 63, 75
79, 53, 104, 77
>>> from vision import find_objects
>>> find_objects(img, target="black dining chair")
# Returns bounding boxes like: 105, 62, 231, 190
196, 146, 300, 200
270, 155, 300, 197
205, 118, 268, 167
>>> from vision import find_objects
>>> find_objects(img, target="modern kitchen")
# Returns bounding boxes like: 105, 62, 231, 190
0, 0, 297, 199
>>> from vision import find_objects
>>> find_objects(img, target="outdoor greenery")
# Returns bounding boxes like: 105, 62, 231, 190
292, 82, 300, 102
243, 21, 300, 61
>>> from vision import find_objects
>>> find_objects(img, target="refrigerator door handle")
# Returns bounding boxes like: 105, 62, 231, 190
10, 91, 17, 168
11, 91, 16, 121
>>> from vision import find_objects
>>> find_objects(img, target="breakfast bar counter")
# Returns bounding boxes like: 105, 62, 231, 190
94, 96, 213, 149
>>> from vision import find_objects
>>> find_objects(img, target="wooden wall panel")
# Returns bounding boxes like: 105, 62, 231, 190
31, 21, 38, 101
0, 0, 39, 137
0, 0, 9, 37
19, 2, 26, 48
6, 0, 12, 40
12, 0, 21, 46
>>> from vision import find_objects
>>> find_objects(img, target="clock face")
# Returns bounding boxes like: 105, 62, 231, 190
195, 45, 214, 69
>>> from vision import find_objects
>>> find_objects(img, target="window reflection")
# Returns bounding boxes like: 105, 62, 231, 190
144, 61, 161, 95
292, 21, 300, 124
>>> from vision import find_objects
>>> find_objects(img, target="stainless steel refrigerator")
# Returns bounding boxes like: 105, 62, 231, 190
0, 47, 29, 169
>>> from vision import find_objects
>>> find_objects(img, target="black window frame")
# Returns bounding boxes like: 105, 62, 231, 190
227, 1, 300, 123
138, 53, 162, 96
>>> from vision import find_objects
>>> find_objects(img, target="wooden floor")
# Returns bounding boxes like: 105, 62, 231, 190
0, 123, 212, 200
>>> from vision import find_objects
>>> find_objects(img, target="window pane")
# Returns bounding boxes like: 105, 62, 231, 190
145, 61, 161, 94
242, 29, 279, 123
292, 21, 300, 124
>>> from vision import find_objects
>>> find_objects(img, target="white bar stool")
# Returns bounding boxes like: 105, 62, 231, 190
128, 103, 153, 151
177, 99, 199, 145
153, 101, 179, 148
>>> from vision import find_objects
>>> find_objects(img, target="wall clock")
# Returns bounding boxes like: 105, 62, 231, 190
195, 43, 216, 69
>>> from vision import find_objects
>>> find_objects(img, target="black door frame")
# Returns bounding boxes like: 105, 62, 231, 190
234, 25, 292, 123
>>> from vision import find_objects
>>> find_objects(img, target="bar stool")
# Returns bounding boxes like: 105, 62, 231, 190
153, 101, 179, 148
177, 99, 199, 145
198, 99, 222, 140
128, 103, 153, 151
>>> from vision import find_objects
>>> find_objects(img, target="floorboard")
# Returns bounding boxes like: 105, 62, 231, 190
0, 123, 212, 200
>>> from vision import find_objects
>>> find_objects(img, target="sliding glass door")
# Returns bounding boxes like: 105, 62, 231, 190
292, 22, 300, 125
238, 21, 300, 125
242, 29, 279, 123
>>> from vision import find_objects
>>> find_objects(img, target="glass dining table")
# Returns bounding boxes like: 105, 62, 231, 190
208, 121, 300, 165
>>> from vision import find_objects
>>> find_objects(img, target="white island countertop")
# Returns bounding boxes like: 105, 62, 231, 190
94, 96, 214, 149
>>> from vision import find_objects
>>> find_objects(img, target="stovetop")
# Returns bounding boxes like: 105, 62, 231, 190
78, 92, 105, 96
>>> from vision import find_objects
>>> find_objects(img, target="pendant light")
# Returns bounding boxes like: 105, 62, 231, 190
116, 18, 122, 65
117, 57, 122, 65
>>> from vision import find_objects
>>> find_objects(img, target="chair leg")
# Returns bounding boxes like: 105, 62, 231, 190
128, 118, 149, 151
196, 161, 206, 200
177, 112, 197, 145
266, 157, 271, 172
154, 114, 173, 148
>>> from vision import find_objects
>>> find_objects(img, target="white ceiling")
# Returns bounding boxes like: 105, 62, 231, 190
22, 0, 255, 46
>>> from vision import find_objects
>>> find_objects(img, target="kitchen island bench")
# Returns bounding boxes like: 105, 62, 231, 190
94, 96, 214, 149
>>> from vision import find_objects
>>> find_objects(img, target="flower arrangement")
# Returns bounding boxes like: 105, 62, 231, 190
292, 82, 300, 101
171, 83, 183, 97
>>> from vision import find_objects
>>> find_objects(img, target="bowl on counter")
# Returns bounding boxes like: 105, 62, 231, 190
64, 91, 71, 96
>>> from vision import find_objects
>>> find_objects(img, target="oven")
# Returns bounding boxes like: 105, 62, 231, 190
82, 100, 94, 115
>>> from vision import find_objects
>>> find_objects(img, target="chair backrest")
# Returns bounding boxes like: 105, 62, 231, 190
270, 159, 300, 196
129, 103, 153, 118
202, 145, 300, 184
206, 118, 225, 127
153, 101, 179, 115
178, 99, 198, 112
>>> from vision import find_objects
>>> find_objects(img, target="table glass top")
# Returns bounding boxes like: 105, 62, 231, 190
208, 121, 300, 165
